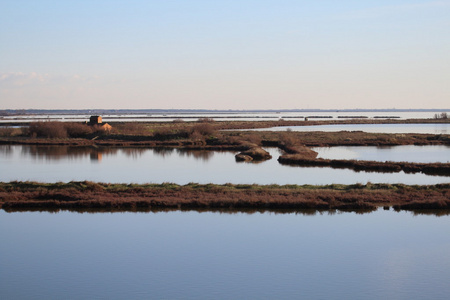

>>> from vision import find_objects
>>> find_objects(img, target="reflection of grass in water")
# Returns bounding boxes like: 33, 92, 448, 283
152, 147, 174, 157
0, 145, 13, 157
20, 145, 120, 161
176, 149, 214, 161
120, 147, 148, 158
2, 206, 380, 216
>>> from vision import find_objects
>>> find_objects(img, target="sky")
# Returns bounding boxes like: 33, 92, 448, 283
0, 0, 449, 110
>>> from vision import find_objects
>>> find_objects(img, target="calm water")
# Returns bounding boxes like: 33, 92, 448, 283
1, 111, 448, 123
1, 145, 449, 185
1, 209, 450, 299
313, 145, 450, 163
251, 123, 450, 134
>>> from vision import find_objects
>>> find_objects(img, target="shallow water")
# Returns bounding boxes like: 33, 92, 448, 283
1, 145, 449, 185
251, 123, 450, 134
1, 209, 450, 300
1, 111, 447, 123
312, 145, 450, 163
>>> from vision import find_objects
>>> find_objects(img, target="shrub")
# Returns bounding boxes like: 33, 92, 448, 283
190, 123, 215, 137
244, 133, 262, 145
189, 130, 204, 141
28, 122, 99, 138
279, 132, 301, 147
65, 123, 93, 137
0, 127, 23, 137
28, 122, 68, 138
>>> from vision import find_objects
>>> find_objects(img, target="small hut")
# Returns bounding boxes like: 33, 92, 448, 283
89, 116, 102, 124
87, 115, 112, 132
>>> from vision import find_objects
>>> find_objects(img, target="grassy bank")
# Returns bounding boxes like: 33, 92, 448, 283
1, 119, 449, 147
278, 156, 450, 176
1, 181, 449, 213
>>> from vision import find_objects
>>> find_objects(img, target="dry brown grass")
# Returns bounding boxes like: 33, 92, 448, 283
28, 122, 68, 138
1, 181, 449, 213
0, 127, 24, 137
278, 156, 450, 176
25, 122, 108, 138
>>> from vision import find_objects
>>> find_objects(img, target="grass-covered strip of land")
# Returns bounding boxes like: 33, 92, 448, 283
1, 119, 450, 147
278, 155, 450, 176
1, 181, 449, 213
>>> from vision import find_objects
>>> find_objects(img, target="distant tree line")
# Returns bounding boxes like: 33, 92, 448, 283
434, 112, 448, 119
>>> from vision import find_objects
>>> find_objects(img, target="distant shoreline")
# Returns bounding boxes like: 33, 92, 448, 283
1, 108, 450, 116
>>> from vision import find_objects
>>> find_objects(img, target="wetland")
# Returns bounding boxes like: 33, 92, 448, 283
1, 117, 450, 299
1, 118, 449, 211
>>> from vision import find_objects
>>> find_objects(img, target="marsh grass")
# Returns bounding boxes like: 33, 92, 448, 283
1, 181, 449, 213
0, 127, 23, 137
278, 156, 450, 176
25, 122, 111, 138
2, 120, 449, 213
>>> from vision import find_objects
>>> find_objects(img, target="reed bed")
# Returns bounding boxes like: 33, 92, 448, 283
277, 156, 450, 176
1, 181, 449, 213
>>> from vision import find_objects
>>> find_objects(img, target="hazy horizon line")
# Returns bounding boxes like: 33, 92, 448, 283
2, 108, 449, 112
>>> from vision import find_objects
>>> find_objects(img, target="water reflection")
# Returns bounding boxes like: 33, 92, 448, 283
176, 149, 215, 161
0, 144, 13, 157
312, 145, 450, 163
90, 152, 103, 162
2, 209, 450, 299
149, 148, 216, 161
16, 146, 217, 162
2, 145, 449, 185
20, 145, 119, 161
1, 207, 376, 215
3, 206, 450, 217
120, 147, 148, 159
250, 123, 450, 134
152, 147, 175, 157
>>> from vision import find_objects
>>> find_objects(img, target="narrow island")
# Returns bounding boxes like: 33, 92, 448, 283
1, 181, 450, 214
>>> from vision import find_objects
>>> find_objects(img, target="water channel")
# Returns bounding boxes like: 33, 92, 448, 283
250, 123, 450, 134
2, 140, 450, 299
312, 145, 450, 163
1, 111, 447, 123
1, 209, 450, 299
1, 145, 449, 185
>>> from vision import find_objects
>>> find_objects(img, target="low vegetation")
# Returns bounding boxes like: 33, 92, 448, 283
1, 119, 449, 214
1, 181, 449, 213
0, 127, 22, 137
26, 121, 106, 138
278, 156, 450, 176
434, 112, 448, 119
1, 119, 449, 174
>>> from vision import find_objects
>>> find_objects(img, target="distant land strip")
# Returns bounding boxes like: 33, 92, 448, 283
1, 108, 450, 116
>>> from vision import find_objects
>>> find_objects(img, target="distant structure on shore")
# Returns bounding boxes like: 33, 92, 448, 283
89, 115, 102, 124
87, 115, 112, 131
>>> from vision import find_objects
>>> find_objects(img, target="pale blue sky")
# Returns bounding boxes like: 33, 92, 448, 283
1, 0, 449, 109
